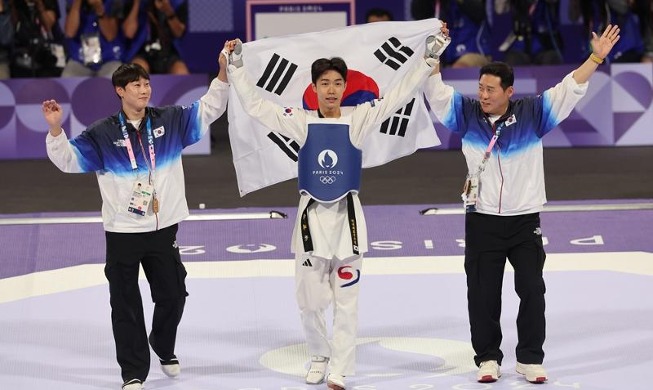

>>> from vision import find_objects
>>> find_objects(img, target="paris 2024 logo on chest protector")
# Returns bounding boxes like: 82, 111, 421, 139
318, 149, 338, 169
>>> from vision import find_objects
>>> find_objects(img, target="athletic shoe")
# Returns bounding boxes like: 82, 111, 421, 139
148, 334, 180, 378
160, 356, 181, 378
477, 360, 501, 383
516, 362, 548, 383
121, 379, 143, 390
327, 373, 346, 389
305, 356, 329, 384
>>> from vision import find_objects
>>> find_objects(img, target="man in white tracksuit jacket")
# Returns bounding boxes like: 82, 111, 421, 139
225, 32, 446, 389
423, 23, 621, 385
42, 44, 230, 390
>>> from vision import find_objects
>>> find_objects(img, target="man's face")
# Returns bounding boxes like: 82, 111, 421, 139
117, 77, 151, 112
312, 70, 346, 112
478, 74, 513, 116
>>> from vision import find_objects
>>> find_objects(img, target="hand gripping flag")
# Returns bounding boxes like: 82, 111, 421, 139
227, 18, 443, 196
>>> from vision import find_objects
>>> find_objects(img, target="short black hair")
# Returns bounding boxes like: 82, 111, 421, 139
311, 57, 347, 84
112, 63, 150, 89
366, 8, 393, 21
479, 62, 514, 90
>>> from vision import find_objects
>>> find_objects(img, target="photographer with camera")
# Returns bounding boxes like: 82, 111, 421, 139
9, 0, 66, 78
0, 0, 11, 79
121, 0, 189, 75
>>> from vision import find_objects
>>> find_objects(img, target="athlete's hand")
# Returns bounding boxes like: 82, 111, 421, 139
42, 99, 64, 136
222, 39, 243, 68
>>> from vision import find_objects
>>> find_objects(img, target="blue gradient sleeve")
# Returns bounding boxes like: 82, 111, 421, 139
69, 136, 104, 173
442, 92, 468, 136
180, 101, 204, 148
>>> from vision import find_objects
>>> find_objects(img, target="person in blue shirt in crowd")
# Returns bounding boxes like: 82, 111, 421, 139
122, 0, 189, 74
570, 0, 645, 63
633, 0, 653, 62
634, 0, 653, 62
61, 0, 124, 77
497, 0, 564, 65
411, 0, 490, 68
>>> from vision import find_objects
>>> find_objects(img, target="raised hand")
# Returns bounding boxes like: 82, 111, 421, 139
42, 100, 63, 136
425, 24, 451, 60
226, 38, 243, 68
219, 40, 231, 69
591, 24, 620, 60
218, 40, 241, 81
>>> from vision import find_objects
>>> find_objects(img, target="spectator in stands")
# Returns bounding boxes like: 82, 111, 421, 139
633, 0, 653, 62
411, 0, 490, 68
570, 0, 644, 63
61, 0, 124, 77
365, 7, 393, 23
497, 0, 564, 66
9, 0, 66, 78
0, 0, 11, 79
122, 0, 189, 74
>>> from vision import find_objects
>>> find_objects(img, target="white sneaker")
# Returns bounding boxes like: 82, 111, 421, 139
516, 362, 548, 383
121, 379, 143, 390
160, 356, 180, 378
477, 360, 501, 383
327, 373, 346, 389
305, 356, 329, 384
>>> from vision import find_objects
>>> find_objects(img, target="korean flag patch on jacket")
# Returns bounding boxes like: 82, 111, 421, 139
153, 126, 165, 138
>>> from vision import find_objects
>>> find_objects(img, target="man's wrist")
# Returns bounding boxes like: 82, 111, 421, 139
589, 52, 604, 65
49, 127, 64, 137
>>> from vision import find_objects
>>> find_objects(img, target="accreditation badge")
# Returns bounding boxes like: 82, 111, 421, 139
461, 173, 479, 212
127, 181, 154, 216
81, 33, 102, 65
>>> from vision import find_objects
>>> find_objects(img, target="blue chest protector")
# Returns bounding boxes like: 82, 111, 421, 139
298, 123, 362, 203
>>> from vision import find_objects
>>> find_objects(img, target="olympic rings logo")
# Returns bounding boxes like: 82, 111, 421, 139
320, 176, 336, 184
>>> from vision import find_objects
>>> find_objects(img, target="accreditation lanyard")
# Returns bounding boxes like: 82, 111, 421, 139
118, 112, 155, 172
475, 122, 504, 175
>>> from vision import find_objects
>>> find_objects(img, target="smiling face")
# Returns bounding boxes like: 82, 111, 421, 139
477, 73, 513, 117
116, 77, 151, 118
312, 70, 346, 118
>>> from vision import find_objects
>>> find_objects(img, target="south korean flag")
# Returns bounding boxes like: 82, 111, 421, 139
227, 18, 443, 196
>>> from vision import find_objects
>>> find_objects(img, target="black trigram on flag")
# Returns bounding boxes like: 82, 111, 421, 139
374, 37, 414, 70
379, 99, 415, 137
268, 132, 300, 161
256, 54, 298, 96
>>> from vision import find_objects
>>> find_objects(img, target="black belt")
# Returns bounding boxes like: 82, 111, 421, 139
301, 192, 359, 255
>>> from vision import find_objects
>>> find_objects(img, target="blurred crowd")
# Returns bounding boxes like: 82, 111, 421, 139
0, 0, 188, 79
0, 0, 651, 80
375, 0, 653, 68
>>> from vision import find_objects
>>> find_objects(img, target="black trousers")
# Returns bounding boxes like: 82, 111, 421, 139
104, 224, 188, 382
464, 212, 546, 366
